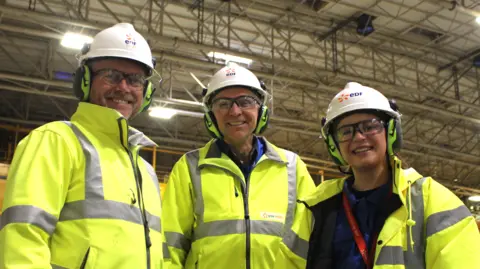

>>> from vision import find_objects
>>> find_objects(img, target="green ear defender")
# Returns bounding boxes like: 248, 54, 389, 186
138, 81, 156, 113
73, 65, 92, 101
386, 117, 403, 156
72, 64, 156, 113
203, 105, 270, 139
254, 105, 269, 134
324, 133, 348, 166
204, 111, 223, 138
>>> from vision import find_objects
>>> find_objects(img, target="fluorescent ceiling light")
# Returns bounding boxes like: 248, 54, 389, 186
149, 107, 177, 119
476, 17, 480, 24
208, 51, 252, 65
468, 196, 480, 203
61, 32, 93, 50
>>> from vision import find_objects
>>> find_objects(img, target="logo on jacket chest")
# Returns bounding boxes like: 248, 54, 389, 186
260, 212, 285, 222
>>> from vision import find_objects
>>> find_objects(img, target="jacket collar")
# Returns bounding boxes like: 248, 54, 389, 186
198, 136, 285, 179
204, 136, 283, 163
71, 102, 157, 148
303, 156, 424, 207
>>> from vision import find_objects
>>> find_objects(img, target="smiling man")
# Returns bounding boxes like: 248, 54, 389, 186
162, 62, 315, 269
0, 23, 165, 269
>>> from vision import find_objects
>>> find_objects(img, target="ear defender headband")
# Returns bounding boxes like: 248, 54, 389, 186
322, 100, 403, 166
72, 43, 157, 113
203, 80, 270, 139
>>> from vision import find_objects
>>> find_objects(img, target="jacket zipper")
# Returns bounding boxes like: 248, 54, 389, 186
129, 149, 152, 269
245, 174, 251, 269
119, 120, 151, 269
199, 164, 250, 269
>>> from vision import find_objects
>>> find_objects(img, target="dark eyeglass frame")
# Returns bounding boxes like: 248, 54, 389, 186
334, 118, 386, 143
92, 68, 147, 89
210, 95, 261, 112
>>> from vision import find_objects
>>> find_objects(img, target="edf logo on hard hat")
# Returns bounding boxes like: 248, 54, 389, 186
338, 92, 362, 102
125, 33, 137, 48
225, 68, 236, 77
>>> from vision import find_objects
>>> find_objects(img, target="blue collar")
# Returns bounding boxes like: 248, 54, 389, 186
343, 177, 392, 206
215, 136, 265, 178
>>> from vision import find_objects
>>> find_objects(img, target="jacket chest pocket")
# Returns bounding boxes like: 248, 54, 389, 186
201, 176, 239, 221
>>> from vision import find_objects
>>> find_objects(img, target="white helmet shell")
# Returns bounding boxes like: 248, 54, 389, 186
78, 23, 154, 72
203, 62, 267, 107
322, 82, 401, 137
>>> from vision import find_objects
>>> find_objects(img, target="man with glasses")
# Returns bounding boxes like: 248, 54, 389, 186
162, 62, 315, 269
0, 23, 165, 269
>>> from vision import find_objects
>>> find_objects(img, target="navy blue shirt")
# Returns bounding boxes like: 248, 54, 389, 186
215, 136, 265, 179
332, 178, 393, 269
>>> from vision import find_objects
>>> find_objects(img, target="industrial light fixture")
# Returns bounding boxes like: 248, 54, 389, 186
356, 14, 375, 36
208, 52, 253, 65
61, 32, 93, 50
149, 107, 177, 119
468, 196, 480, 203
54, 71, 73, 81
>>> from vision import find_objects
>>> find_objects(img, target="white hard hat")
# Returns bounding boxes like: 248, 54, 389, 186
203, 62, 268, 107
322, 82, 401, 137
78, 23, 154, 73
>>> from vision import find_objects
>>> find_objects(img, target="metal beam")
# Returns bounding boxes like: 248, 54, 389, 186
1, 82, 478, 169
0, 5, 479, 114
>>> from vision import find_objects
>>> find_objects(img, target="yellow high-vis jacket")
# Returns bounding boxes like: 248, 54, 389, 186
283, 156, 480, 269
0, 102, 164, 269
163, 138, 315, 269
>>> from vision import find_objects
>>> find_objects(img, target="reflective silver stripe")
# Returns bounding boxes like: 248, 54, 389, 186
143, 158, 161, 198
163, 242, 171, 259
51, 264, 69, 269
404, 177, 426, 269
67, 122, 104, 200
281, 150, 307, 259
377, 177, 426, 267
165, 231, 191, 252
283, 228, 309, 259
62, 122, 161, 232
128, 128, 157, 147
186, 150, 203, 224
141, 158, 162, 232
376, 246, 404, 265
283, 150, 297, 231
0, 205, 57, 234
163, 150, 201, 254
59, 200, 161, 232
426, 205, 471, 237
186, 142, 298, 255
263, 140, 284, 162
193, 219, 283, 241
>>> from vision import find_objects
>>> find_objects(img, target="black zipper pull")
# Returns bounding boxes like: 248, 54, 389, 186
234, 185, 239, 197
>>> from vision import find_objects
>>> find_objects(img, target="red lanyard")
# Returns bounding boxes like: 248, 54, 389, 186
342, 192, 378, 269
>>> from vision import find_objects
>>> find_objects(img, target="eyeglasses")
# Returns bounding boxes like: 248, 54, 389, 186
334, 118, 386, 142
211, 95, 260, 112
92, 68, 147, 89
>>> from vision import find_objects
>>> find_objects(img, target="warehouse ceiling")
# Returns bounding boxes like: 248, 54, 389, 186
0, 0, 479, 194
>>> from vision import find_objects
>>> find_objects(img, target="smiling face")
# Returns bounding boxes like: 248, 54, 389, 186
335, 113, 388, 170
211, 87, 260, 146
89, 58, 146, 119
